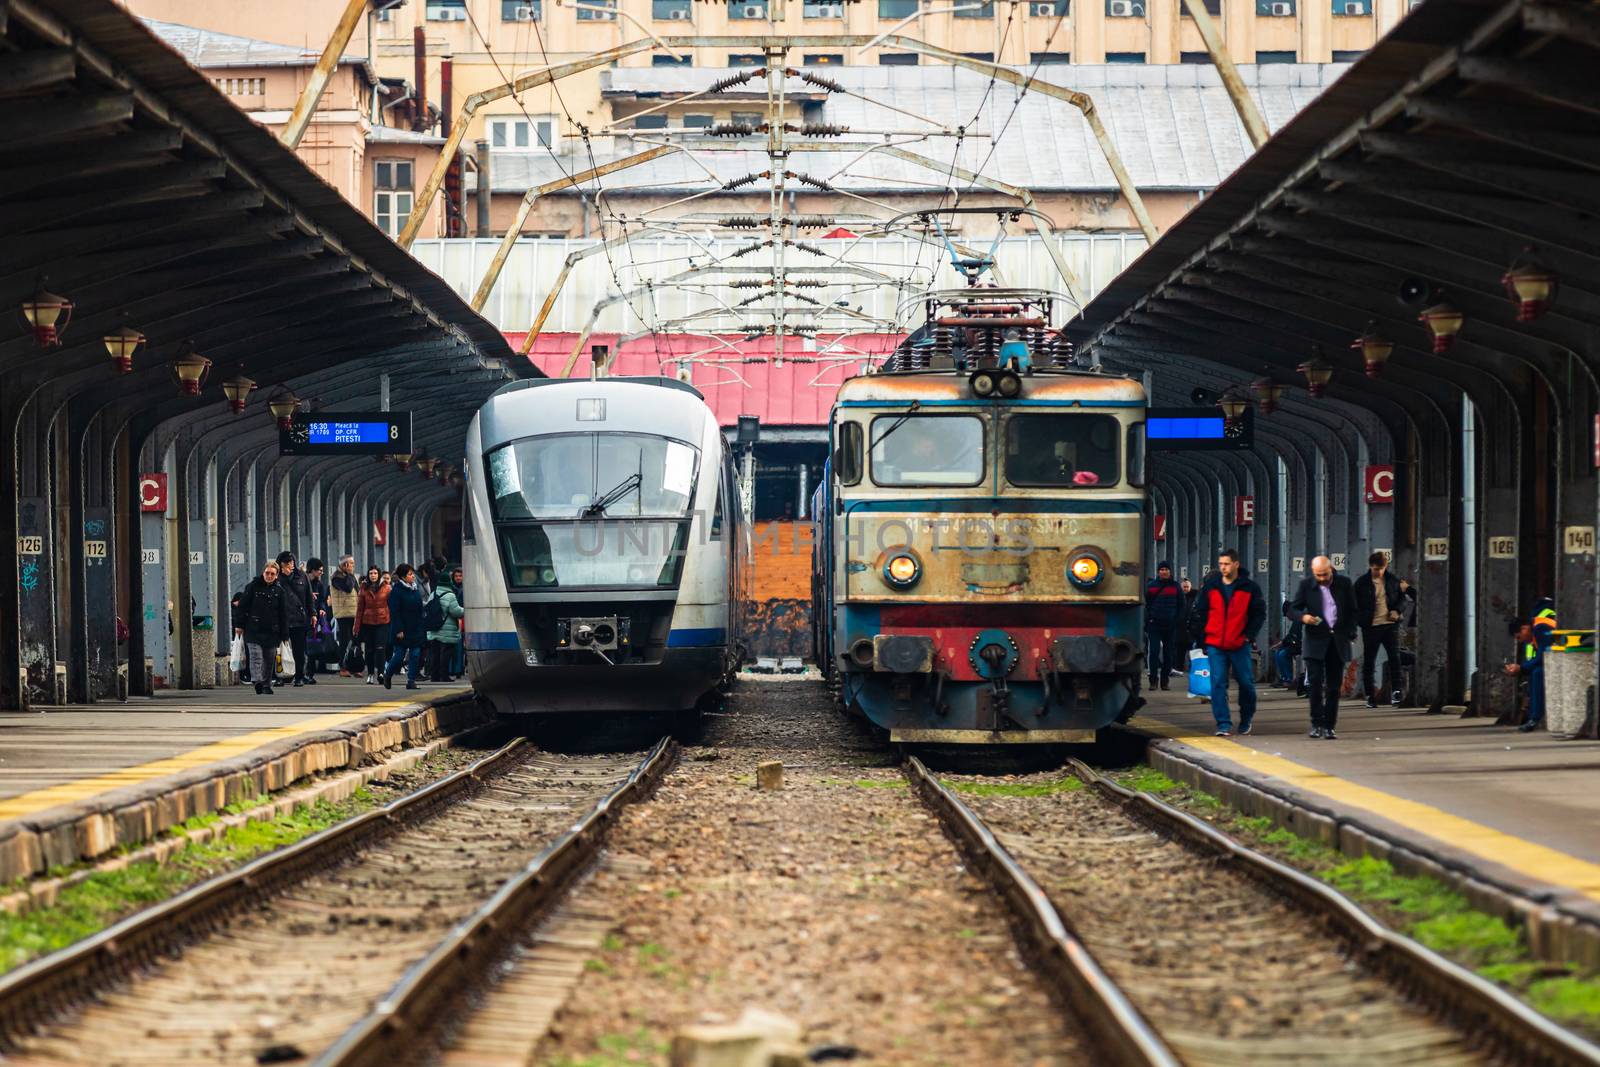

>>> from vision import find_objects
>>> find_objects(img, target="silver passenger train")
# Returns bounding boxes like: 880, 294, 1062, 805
461, 377, 749, 717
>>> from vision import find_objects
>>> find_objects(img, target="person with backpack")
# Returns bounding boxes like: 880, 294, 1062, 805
426, 579, 465, 681
381, 563, 426, 691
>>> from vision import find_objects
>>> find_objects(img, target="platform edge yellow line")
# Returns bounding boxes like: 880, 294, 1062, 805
1131, 716, 1600, 902
0, 690, 467, 822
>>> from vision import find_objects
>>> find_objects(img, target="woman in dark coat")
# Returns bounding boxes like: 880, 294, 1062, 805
380, 563, 426, 691
234, 560, 291, 696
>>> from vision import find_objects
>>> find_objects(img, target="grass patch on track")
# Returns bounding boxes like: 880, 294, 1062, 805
946, 777, 1084, 798
0, 744, 482, 976
1123, 763, 1600, 1039
0, 790, 378, 975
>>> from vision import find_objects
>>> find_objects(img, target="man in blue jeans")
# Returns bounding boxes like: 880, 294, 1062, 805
1190, 548, 1267, 737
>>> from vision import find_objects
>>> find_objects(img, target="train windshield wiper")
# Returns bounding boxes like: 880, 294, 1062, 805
869, 400, 922, 451
583, 472, 642, 517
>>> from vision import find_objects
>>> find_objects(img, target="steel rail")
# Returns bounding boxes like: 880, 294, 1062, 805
903, 756, 1180, 1067
1066, 757, 1600, 1067
0, 732, 527, 1049
316, 736, 680, 1066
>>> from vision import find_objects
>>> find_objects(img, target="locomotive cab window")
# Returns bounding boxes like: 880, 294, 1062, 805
1005, 414, 1120, 487
833, 421, 863, 485
870, 414, 985, 487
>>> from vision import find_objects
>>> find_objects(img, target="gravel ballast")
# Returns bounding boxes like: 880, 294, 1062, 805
531, 678, 1084, 1066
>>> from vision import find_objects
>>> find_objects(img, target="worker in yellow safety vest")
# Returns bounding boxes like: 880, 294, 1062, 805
1505, 598, 1557, 733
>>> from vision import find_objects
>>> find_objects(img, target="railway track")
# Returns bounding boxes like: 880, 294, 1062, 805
0, 736, 676, 1067
906, 756, 1600, 1067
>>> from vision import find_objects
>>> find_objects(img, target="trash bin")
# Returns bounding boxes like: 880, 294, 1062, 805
1544, 630, 1594, 739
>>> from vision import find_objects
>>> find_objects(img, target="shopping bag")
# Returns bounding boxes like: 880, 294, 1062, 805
344, 643, 366, 674
1187, 648, 1211, 699
279, 640, 295, 678
228, 635, 246, 672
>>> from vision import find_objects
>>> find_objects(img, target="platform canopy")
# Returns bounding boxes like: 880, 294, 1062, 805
1069, 0, 1600, 712
0, 0, 534, 708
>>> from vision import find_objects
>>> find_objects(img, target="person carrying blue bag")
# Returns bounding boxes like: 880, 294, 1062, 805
1189, 548, 1266, 737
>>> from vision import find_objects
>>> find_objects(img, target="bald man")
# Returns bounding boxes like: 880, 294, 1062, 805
1289, 555, 1358, 739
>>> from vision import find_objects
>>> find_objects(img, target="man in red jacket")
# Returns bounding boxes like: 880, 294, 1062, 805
1191, 548, 1267, 737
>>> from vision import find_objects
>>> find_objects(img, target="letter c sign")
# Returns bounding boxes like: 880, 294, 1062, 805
1365, 464, 1394, 504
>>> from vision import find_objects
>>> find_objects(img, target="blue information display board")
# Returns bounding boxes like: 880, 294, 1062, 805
1146, 406, 1252, 451
279, 411, 412, 456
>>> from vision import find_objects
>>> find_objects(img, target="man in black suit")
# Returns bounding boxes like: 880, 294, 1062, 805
1289, 555, 1357, 739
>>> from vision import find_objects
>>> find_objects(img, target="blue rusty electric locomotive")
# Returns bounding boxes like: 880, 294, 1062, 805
810, 286, 1148, 744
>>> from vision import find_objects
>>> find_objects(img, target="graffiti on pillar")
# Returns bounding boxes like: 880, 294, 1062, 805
84, 518, 106, 536
20, 560, 39, 594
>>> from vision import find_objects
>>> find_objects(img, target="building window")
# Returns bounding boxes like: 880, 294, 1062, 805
1030, 51, 1071, 64
1106, 51, 1146, 62
425, 0, 466, 19
684, 114, 713, 128
374, 160, 413, 237
1032, 0, 1069, 12
1181, 0, 1221, 14
1331, 49, 1366, 60
804, 54, 844, 65
488, 116, 554, 149
1180, 51, 1211, 62
501, 0, 541, 19
963, 52, 995, 62
1105, 0, 1146, 16
653, 53, 693, 65
729, 0, 768, 17
1255, 49, 1296, 63
728, 53, 764, 66
732, 111, 764, 125
214, 77, 265, 95
956, 2, 994, 15
802, 1, 844, 15
1256, 0, 1293, 13
879, 53, 918, 65
1333, 0, 1371, 13
652, 0, 691, 18
576, 0, 616, 18
879, 0, 918, 15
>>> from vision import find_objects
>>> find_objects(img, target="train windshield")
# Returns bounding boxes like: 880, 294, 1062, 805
1004, 414, 1120, 487
870, 414, 986, 487
485, 432, 698, 590
486, 433, 698, 520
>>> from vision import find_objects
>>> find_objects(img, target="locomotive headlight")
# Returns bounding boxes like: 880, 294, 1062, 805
996, 371, 1022, 398
883, 552, 921, 589
1067, 550, 1105, 590
970, 370, 997, 398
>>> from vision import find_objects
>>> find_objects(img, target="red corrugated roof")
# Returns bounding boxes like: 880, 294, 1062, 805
505, 332, 906, 427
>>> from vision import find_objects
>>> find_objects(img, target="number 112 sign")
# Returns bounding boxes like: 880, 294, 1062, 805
280, 412, 411, 456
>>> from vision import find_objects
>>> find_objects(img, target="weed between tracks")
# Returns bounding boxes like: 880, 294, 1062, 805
1111, 766, 1600, 1039
0, 745, 485, 976
0, 790, 378, 974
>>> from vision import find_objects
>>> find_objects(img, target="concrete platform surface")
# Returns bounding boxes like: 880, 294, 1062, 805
1132, 685, 1600, 903
0, 678, 471, 816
